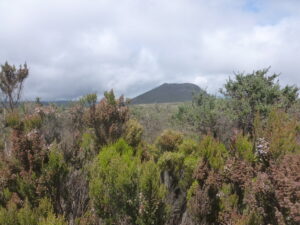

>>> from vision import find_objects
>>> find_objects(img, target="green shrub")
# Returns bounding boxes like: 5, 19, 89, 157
16, 174, 37, 204
79, 93, 97, 108
234, 134, 256, 163
16, 200, 37, 225
265, 110, 299, 159
80, 130, 97, 161
178, 139, 198, 155
156, 130, 183, 152
158, 152, 185, 176
124, 119, 143, 147
187, 181, 199, 202
0, 198, 66, 225
180, 155, 199, 190
89, 139, 139, 224
137, 160, 167, 225
38, 213, 66, 225
4, 112, 21, 128
175, 91, 218, 135
24, 114, 42, 131
137, 143, 161, 162
218, 184, 239, 211
0, 202, 18, 225
36, 198, 67, 225
41, 143, 68, 202
158, 151, 199, 191
199, 136, 228, 170
1, 188, 12, 204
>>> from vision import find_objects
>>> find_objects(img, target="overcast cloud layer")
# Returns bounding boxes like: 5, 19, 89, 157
0, 0, 300, 100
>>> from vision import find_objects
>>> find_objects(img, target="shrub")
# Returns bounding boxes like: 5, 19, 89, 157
124, 119, 143, 148
264, 109, 299, 159
39, 143, 68, 210
234, 134, 256, 163
89, 139, 139, 224
178, 139, 198, 155
79, 130, 97, 161
38, 213, 66, 225
137, 160, 167, 225
158, 151, 199, 191
156, 130, 183, 152
4, 112, 22, 128
0, 198, 66, 225
180, 155, 199, 190
175, 91, 217, 135
24, 114, 42, 132
199, 136, 228, 170
158, 152, 185, 181
218, 184, 239, 212
0, 201, 18, 225
85, 90, 129, 146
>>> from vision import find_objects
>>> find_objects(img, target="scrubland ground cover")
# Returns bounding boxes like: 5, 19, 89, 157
0, 64, 299, 225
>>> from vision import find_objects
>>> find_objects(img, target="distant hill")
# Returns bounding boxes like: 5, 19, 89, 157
131, 83, 201, 104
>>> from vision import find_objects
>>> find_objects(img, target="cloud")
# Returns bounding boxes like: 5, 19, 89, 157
0, 0, 299, 100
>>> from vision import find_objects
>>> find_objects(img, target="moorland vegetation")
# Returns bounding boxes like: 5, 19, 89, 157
0, 62, 299, 225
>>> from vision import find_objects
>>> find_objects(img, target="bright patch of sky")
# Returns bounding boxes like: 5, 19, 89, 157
244, 0, 260, 12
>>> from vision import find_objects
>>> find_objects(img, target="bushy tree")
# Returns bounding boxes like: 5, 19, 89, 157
0, 62, 29, 112
175, 91, 236, 142
175, 90, 217, 135
221, 68, 299, 134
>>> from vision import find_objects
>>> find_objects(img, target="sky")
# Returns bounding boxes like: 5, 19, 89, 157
0, 0, 300, 100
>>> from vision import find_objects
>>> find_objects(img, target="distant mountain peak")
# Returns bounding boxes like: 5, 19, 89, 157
131, 83, 201, 104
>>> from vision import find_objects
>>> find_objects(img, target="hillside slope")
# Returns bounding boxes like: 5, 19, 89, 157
131, 83, 201, 104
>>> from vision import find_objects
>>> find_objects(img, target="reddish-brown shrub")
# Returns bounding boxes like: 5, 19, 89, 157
84, 90, 129, 147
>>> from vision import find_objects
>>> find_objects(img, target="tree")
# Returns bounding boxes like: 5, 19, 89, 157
175, 90, 217, 134
175, 90, 235, 142
280, 85, 299, 111
221, 68, 298, 134
0, 62, 29, 112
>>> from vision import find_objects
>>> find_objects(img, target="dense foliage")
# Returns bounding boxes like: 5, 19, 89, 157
0, 64, 299, 225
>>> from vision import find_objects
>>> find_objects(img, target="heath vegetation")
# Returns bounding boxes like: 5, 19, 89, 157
0, 62, 299, 225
